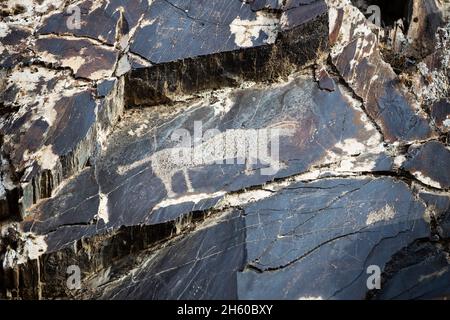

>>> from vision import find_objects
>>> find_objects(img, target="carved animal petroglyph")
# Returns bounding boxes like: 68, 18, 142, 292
117, 126, 295, 197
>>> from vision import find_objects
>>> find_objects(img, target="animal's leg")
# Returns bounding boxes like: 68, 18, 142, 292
245, 157, 252, 174
159, 171, 176, 198
183, 168, 194, 193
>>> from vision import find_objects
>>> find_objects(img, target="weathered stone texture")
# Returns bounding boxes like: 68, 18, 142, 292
0, 0, 449, 300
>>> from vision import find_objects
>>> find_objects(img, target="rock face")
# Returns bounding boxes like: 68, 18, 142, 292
0, 0, 449, 300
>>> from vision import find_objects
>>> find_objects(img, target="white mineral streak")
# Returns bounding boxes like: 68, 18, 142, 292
153, 191, 226, 211
298, 296, 324, 300
210, 89, 235, 117
219, 189, 274, 209
0, 22, 10, 38
115, 55, 131, 77
35, 36, 115, 80
411, 171, 443, 189
414, 23, 450, 105
444, 119, 450, 128
128, 123, 148, 137
0, 156, 13, 198
327, 137, 384, 173
1, 225, 48, 269
320, 87, 385, 172
230, 12, 280, 48
366, 204, 396, 225
89, 0, 105, 14
0, 64, 91, 176
419, 267, 449, 282
335, 138, 367, 156
393, 155, 406, 168
97, 193, 110, 224
327, 0, 373, 57
5, 67, 84, 128
33, 145, 59, 171
1, 0, 65, 28
8, 67, 44, 92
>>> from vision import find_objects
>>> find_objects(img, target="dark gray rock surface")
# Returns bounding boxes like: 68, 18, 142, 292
0, 0, 449, 300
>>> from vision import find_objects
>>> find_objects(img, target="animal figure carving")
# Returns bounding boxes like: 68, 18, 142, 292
118, 127, 295, 197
